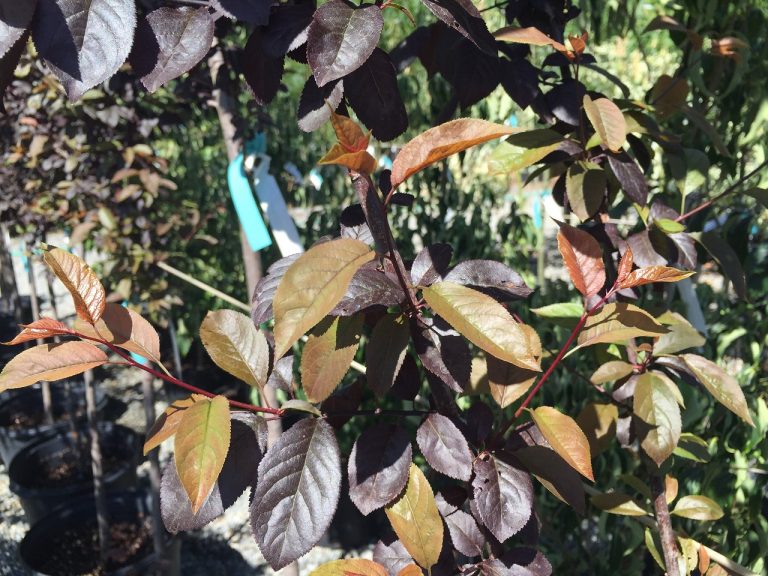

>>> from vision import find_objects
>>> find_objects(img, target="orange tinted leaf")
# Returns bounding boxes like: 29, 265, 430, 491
143, 394, 207, 455
0, 341, 108, 392
273, 239, 375, 359
583, 95, 626, 152
396, 565, 422, 576
619, 266, 694, 289
576, 403, 618, 455
42, 246, 106, 324
4, 318, 72, 345
665, 474, 679, 505
590, 360, 634, 384
494, 26, 567, 52
651, 75, 688, 117
390, 118, 516, 188
329, 108, 369, 152
617, 247, 634, 283
74, 303, 161, 364
556, 222, 606, 297
174, 395, 231, 513
487, 349, 538, 409
309, 559, 388, 576
530, 406, 594, 481
644, 15, 687, 32
318, 143, 377, 175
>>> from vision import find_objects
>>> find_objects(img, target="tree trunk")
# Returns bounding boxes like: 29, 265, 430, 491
25, 245, 53, 425
0, 224, 21, 320
141, 370, 165, 574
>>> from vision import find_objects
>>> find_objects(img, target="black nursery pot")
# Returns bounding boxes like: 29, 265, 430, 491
0, 380, 107, 466
19, 491, 181, 576
8, 422, 140, 523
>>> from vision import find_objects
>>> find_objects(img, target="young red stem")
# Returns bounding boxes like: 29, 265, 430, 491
513, 288, 615, 420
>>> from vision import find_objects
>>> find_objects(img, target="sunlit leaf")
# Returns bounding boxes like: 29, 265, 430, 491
583, 95, 626, 152
530, 406, 593, 481
654, 218, 686, 234
590, 360, 634, 384
422, 282, 541, 371
590, 492, 648, 516
42, 246, 106, 324
576, 303, 667, 349
329, 108, 369, 151
681, 354, 753, 426
665, 475, 679, 505
200, 310, 269, 390
653, 311, 705, 355
0, 341, 108, 392
487, 141, 560, 176
390, 118, 516, 188
417, 413, 473, 481
366, 314, 410, 398
74, 303, 161, 365
273, 239, 374, 359
144, 394, 207, 455
318, 143, 377, 175
531, 302, 584, 326
513, 445, 586, 514
385, 463, 443, 570
472, 453, 533, 542
4, 318, 72, 345
443, 259, 533, 300
280, 399, 322, 416
633, 372, 681, 466
671, 496, 724, 521
576, 403, 618, 455
435, 494, 486, 557
618, 266, 694, 290
309, 559, 389, 576
395, 564, 422, 576
494, 26, 567, 52
486, 352, 538, 409
566, 161, 606, 222
0, 2, 35, 59
301, 315, 363, 403
174, 395, 231, 514
556, 223, 606, 298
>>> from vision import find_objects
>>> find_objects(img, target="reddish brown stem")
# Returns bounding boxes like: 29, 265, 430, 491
651, 474, 681, 576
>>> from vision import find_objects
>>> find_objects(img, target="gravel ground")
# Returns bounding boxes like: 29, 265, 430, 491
0, 366, 372, 575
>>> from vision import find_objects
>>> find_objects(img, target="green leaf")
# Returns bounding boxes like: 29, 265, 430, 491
633, 372, 681, 466
566, 161, 606, 222
575, 303, 668, 350
301, 315, 363, 403
505, 129, 564, 148
653, 311, 705, 355
273, 239, 375, 359
681, 354, 754, 426
42, 245, 106, 324
174, 395, 231, 513
590, 492, 648, 516
422, 282, 541, 371
200, 310, 269, 389
583, 95, 627, 152
487, 141, 560, 175
531, 302, 584, 327
366, 314, 410, 398
530, 406, 594, 481
654, 218, 686, 234
690, 232, 747, 300
0, 341, 108, 392
645, 529, 666, 571
673, 433, 711, 463
385, 463, 444, 570
671, 495, 724, 521
590, 360, 634, 384
281, 399, 322, 416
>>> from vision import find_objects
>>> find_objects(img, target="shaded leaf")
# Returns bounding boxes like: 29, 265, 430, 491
653, 311, 704, 355
298, 76, 345, 132
32, 0, 137, 100
0, 29, 27, 112
213, 0, 271, 24
590, 492, 647, 516
590, 360, 633, 384
618, 266, 694, 289
606, 152, 648, 205
174, 396, 231, 513
133, 7, 214, 93
681, 354, 753, 426
566, 161, 606, 222
74, 303, 161, 365
530, 406, 593, 481
435, 494, 485, 557
251, 254, 302, 325
262, 0, 315, 58
651, 74, 688, 117
391, 118, 516, 188
319, 143, 377, 175
373, 539, 414, 576
671, 496, 724, 521
444, 260, 533, 300
4, 318, 71, 345
691, 232, 747, 300
243, 28, 285, 106
411, 243, 453, 286
421, 0, 496, 54
0, 341, 108, 392
514, 445, 585, 515
273, 239, 374, 359
576, 303, 668, 349
144, 394, 207, 455
301, 315, 363, 403
487, 353, 537, 409
575, 403, 618, 455
556, 223, 605, 298
487, 141, 560, 176
331, 267, 403, 316
385, 463, 444, 570
267, 355, 295, 392
309, 559, 389, 576
42, 246, 105, 324
322, 379, 364, 428
412, 317, 471, 393
200, 310, 269, 389
307, 0, 383, 87
0, 1, 35, 58
251, 418, 341, 570
633, 372, 681, 466
422, 282, 540, 371
583, 95, 626, 152
366, 314, 410, 398
349, 423, 412, 516
417, 413, 473, 481
654, 218, 686, 234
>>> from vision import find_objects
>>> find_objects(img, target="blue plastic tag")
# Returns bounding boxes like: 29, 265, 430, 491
227, 152, 273, 252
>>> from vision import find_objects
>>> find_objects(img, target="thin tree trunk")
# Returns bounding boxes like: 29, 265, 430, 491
651, 474, 681, 576
141, 370, 165, 574
0, 224, 21, 321
26, 245, 53, 424
167, 311, 184, 381
85, 368, 110, 565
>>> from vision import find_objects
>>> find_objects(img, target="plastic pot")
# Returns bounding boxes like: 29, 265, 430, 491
19, 491, 180, 576
9, 422, 140, 523
0, 380, 106, 466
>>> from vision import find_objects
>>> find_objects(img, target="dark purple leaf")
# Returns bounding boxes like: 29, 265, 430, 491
390, 353, 421, 401
544, 79, 585, 126
667, 232, 697, 269
436, 494, 485, 557
512, 445, 585, 515
391, 26, 431, 72
366, 314, 411, 398
0, 1, 36, 58
330, 266, 403, 316
321, 378, 364, 428
693, 231, 745, 298
478, 559, 537, 576
348, 423, 412, 516
417, 413, 473, 481
267, 354, 294, 392
214, 0, 272, 24
243, 29, 285, 105
500, 548, 552, 576
161, 413, 267, 533
262, 0, 315, 58
625, 230, 666, 268
421, 0, 497, 55
345, 48, 408, 142
0, 29, 26, 112
307, 0, 383, 87
340, 204, 374, 244
373, 539, 414, 575
390, 193, 415, 207
606, 151, 648, 206
251, 253, 301, 325
297, 75, 344, 132
250, 418, 341, 570
412, 317, 471, 393
466, 401, 494, 446
411, 243, 453, 286
500, 57, 539, 109
32, 0, 137, 100
472, 452, 533, 542
444, 260, 533, 300
353, 170, 389, 253
132, 7, 215, 93
434, 26, 500, 108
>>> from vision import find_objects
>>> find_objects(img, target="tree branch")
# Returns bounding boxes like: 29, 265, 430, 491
651, 474, 681, 576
